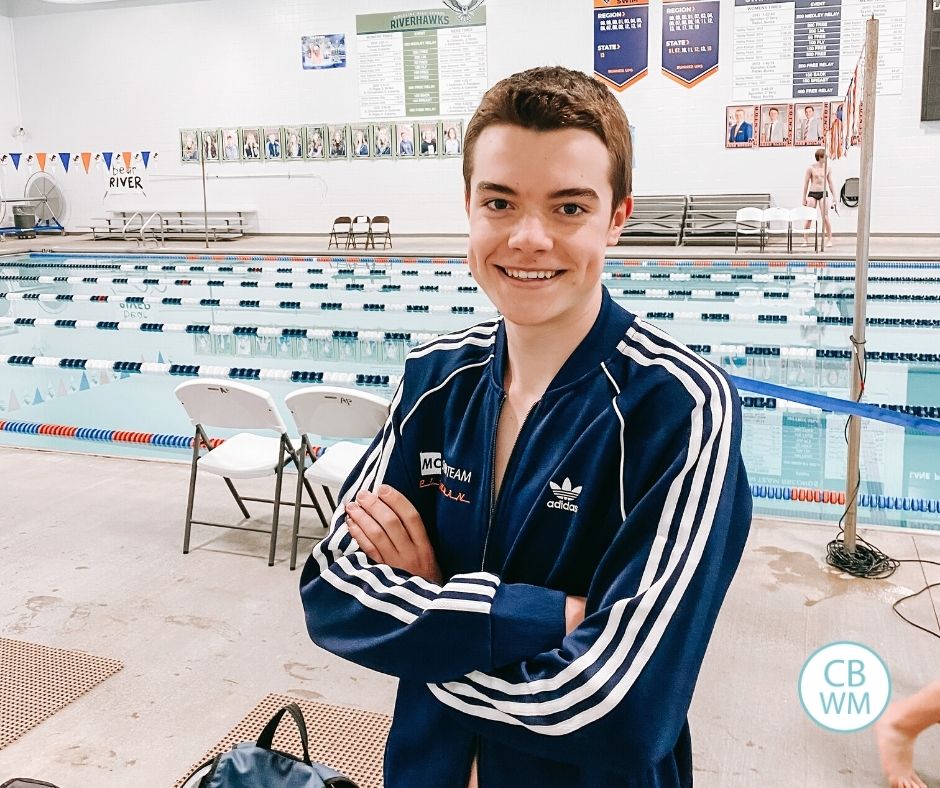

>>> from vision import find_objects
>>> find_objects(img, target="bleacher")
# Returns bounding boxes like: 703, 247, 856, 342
619, 193, 772, 247
680, 193, 773, 245
90, 208, 255, 243
618, 195, 687, 246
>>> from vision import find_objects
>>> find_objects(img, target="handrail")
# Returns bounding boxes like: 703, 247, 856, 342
140, 211, 165, 247
121, 211, 143, 241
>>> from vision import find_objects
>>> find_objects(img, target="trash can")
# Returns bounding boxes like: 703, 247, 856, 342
13, 206, 37, 230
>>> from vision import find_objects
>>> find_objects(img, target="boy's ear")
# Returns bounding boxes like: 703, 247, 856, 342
465, 189, 471, 217
607, 196, 633, 246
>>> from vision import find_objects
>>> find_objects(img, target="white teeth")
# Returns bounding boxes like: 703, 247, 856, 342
503, 268, 557, 280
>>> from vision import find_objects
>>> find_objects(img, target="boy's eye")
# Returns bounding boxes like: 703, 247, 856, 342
561, 204, 584, 216
487, 199, 509, 210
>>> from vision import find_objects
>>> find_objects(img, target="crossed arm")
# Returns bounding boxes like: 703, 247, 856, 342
344, 484, 586, 634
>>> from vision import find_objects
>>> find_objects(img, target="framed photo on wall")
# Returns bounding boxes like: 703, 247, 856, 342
263, 127, 283, 159
304, 125, 326, 159
221, 128, 241, 161
180, 129, 201, 162
284, 127, 304, 159
327, 125, 348, 159
794, 103, 826, 146
418, 121, 441, 157
240, 128, 262, 160
441, 120, 463, 157
351, 124, 372, 158
726, 105, 757, 149
373, 124, 393, 157
758, 104, 792, 147
396, 123, 416, 158
201, 129, 220, 161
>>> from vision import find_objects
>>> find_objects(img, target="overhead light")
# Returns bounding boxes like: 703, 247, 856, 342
41, 1, 123, 4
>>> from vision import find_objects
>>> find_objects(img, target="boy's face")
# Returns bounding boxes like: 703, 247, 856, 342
465, 125, 629, 331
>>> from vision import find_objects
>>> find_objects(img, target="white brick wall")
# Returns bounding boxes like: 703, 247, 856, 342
3, 0, 939, 235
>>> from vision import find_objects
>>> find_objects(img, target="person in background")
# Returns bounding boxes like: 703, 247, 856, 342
222, 132, 239, 161
802, 147, 836, 245
796, 104, 822, 144
761, 107, 784, 144
307, 131, 324, 158
876, 678, 940, 788
728, 107, 753, 144
300, 65, 751, 788
399, 127, 415, 156
444, 126, 461, 155
243, 131, 260, 159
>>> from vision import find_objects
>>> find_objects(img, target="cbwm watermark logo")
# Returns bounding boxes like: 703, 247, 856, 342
798, 642, 891, 732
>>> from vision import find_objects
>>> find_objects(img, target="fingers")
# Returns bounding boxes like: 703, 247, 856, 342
345, 518, 381, 564
345, 501, 399, 564
376, 484, 428, 544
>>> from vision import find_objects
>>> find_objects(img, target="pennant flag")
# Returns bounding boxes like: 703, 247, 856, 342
36, 152, 47, 172
79, 372, 90, 391
141, 150, 151, 169
11, 153, 21, 170
57, 379, 68, 398
8, 390, 19, 412
99, 369, 111, 385
157, 351, 165, 364
81, 152, 92, 173
32, 388, 44, 405
122, 151, 131, 170
102, 151, 113, 169
59, 152, 71, 173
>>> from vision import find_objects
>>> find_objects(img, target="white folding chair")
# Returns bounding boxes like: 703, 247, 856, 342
761, 207, 792, 252
285, 386, 390, 570
788, 205, 820, 252
175, 379, 305, 566
734, 207, 765, 252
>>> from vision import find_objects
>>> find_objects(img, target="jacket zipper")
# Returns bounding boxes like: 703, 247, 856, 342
480, 397, 539, 571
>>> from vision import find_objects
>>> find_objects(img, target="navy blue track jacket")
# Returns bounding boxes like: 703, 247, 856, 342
300, 287, 752, 787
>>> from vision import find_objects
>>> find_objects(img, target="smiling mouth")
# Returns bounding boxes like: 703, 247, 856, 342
497, 266, 561, 281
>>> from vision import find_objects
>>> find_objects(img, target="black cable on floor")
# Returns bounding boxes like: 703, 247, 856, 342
823, 333, 940, 639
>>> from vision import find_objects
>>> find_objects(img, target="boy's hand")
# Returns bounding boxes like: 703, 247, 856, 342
345, 484, 443, 584
565, 596, 587, 635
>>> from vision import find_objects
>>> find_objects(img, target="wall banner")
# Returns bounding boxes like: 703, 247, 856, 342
594, 0, 649, 91
662, 0, 719, 87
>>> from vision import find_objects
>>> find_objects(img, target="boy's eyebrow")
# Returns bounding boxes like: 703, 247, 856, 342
476, 181, 516, 195
548, 187, 600, 201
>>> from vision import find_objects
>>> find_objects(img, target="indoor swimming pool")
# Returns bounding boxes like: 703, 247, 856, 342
1, 251, 938, 531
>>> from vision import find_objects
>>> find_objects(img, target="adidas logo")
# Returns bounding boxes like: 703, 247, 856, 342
547, 477, 582, 512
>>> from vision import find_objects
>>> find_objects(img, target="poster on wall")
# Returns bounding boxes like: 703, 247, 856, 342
757, 104, 792, 146
180, 129, 200, 162
221, 129, 240, 161
793, 102, 826, 145
593, 0, 649, 91
356, 8, 487, 119
726, 105, 757, 148
396, 123, 417, 157
661, 0, 719, 87
302, 35, 347, 69
732, 0, 905, 103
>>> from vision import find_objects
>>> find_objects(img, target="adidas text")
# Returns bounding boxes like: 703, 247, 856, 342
547, 499, 579, 513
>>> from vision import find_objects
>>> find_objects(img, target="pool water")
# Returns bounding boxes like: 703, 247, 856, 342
1, 252, 938, 530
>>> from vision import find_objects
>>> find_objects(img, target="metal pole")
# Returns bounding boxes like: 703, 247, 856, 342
843, 16, 878, 553
200, 137, 209, 250
820, 154, 828, 253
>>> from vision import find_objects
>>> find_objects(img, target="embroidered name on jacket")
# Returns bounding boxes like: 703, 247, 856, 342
419, 452, 472, 483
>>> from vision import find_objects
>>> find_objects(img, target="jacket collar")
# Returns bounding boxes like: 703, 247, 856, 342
489, 285, 635, 396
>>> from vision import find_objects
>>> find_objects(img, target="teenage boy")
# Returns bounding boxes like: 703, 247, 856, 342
300, 65, 752, 788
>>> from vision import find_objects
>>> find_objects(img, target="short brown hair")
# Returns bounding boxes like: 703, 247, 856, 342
815, 148, 826, 161
462, 66, 633, 212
